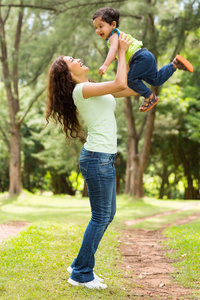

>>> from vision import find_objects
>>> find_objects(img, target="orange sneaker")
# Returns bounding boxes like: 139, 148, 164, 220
173, 55, 194, 73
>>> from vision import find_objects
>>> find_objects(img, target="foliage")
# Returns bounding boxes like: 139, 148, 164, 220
146, 45, 200, 199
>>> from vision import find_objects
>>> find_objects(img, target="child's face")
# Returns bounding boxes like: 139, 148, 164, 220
93, 17, 116, 40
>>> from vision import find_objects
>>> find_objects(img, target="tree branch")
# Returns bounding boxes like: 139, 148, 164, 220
0, 125, 10, 150
0, 0, 126, 13
19, 88, 45, 125
0, 4, 57, 12
0, 6, 11, 24
13, 4, 24, 103
120, 13, 143, 20
138, 113, 148, 140
58, 0, 127, 13
25, 46, 57, 86
0, 9, 12, 92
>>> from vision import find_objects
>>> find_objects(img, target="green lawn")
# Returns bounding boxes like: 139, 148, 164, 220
0, 191, 200, 299
164, 219, 200, 290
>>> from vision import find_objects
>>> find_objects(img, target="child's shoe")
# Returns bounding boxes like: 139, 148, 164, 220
173, 55, 194, 73
139, 93, 159, 113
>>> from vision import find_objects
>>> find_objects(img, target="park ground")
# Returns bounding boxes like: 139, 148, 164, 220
0, 192, 200, 300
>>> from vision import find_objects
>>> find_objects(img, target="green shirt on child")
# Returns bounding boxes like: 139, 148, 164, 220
107, 28, 143, 64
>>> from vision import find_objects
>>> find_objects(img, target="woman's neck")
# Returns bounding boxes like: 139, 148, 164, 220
74, 75, 89, 84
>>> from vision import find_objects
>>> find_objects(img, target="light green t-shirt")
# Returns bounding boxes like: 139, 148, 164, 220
73, 82, 117, 154
107, 28, 143, 64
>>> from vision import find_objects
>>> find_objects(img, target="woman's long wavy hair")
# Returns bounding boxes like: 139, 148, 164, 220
46, 55, 83, 140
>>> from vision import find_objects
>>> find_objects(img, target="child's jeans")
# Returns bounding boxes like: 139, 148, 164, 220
70, 147, 116, 283
127, 48, 176, 98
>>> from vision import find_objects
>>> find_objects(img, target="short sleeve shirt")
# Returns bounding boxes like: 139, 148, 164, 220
107, 28, 143, 64
73, 83, 117, 154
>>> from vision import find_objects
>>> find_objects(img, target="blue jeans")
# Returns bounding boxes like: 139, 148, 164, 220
70, 147, 116, 283
127, 48, 176, 98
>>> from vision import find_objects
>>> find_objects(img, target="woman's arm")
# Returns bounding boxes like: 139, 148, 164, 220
98, 33, 119, 75
112, 87, 138, 98
83, 34, 132, 99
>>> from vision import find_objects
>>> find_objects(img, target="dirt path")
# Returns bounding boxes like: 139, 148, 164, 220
0, 221, 29, 243
124, 202, 200, 226
120, 213, 200, 300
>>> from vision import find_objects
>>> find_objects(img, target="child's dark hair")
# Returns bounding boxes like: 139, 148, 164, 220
92, 7, 120, 28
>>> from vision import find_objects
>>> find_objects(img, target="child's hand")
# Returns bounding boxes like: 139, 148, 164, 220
98, 65, 108, 75
118, 33, 132, 52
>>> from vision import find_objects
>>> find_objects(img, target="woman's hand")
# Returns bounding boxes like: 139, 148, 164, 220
118, 33, 132, 53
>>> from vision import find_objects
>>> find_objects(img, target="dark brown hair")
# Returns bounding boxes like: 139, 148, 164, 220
46, 55, 83, 140
92, 7, 120, 27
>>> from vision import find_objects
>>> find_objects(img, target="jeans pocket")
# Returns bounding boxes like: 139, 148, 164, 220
79, 161, 89, 180
99, 157, 113, 174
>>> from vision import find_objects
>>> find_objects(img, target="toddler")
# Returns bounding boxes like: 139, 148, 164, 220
92, 7, 194, 112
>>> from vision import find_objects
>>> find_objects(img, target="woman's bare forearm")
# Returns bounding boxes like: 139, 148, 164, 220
115, 35, 131, 88
112, 87, 138, 98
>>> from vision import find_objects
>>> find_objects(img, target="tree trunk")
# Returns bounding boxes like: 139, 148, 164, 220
124, 92, 157, 197
0, 7, 23, 195
178, 139, 199, 199
9, 124, 22, 194
123, 0, 159, 198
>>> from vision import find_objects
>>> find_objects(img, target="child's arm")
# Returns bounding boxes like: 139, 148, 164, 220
82, 34, 132, 99
98, 33, 119, 75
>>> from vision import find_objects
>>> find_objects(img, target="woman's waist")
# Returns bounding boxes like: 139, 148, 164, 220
81, 146, 116, 156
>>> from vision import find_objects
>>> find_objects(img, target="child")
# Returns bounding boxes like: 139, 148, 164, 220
92, 7, 194, 112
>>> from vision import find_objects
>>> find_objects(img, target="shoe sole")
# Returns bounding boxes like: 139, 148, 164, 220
176, 55, 194, 73
139, 98, 159, 113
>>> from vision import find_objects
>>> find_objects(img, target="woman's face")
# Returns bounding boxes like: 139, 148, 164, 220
63, 56, 89, 77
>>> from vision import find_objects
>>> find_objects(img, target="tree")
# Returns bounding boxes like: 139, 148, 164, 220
120, 0, 200, 197
0, 4, 24, 194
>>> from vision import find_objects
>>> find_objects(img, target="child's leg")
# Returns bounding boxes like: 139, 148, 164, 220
145, 55, 193, 87
127, 49, 159, 112
145, 62, 176, 87
127, 50, 193, 112
127, 49, 155, 98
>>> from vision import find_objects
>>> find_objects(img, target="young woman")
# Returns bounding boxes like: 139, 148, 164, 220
46, 34, 136, 289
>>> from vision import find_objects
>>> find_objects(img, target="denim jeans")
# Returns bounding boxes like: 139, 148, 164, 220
127, 48, 176, 98
70, 147, 116, 283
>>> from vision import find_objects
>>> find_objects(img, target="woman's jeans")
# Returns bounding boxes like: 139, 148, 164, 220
70, 147, 116, 283
127, 48, 176, 98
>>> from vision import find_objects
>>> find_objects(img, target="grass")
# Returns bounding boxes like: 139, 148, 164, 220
0, 191, 200, 299
0, 221, 127, 300
163, 219, 200, 291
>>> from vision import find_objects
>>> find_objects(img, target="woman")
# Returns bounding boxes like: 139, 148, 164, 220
46, 34, 136, 289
